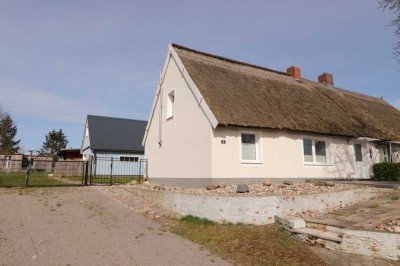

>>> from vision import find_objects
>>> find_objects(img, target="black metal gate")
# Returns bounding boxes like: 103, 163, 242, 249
89, 156, 147, 185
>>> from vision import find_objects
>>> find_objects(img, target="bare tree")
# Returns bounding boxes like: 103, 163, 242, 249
380, 0, 400, 62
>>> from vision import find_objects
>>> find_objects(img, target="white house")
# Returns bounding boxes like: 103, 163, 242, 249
143, 43, 400, 187
81, 115, 147, 176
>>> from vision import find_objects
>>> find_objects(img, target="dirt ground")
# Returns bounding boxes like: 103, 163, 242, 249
0, 187, 229, 266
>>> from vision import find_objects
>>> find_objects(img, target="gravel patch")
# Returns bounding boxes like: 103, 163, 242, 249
376, 219, 400, 232
135, 182, 369, 197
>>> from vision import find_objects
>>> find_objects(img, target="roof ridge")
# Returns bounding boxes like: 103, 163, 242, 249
87, 114, 147, 123
171, 43, 289, 77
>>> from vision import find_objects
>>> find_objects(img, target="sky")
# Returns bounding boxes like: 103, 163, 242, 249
0, 0, 399, 152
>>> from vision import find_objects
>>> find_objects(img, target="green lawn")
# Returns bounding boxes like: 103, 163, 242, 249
167, 215, 326, 266
1, 171, 142, 187
0, 172, 80, 187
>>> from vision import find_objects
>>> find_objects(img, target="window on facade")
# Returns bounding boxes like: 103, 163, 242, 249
241, 133, 260, 162
120, 156, 139, 162
166, 90, 175, 119
315, 141, 327, 163
303, 139, 329, 164
303, 139, 313, 162
354, 144, 363, 162
85, 126, 89, 137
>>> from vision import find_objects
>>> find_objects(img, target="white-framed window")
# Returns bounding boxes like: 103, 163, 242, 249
166, 90, 175, 119
354, 144, 363, 162
120, 156, 139, 162
241, 132, 262, 163
303, 138, 331, 165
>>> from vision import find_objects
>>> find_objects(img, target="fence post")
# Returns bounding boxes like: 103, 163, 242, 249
138, 159, 142, 183
91, 155, 96, 185
84, 161, 89, 186
110, 157, 113, 186
25, 164, 31, 187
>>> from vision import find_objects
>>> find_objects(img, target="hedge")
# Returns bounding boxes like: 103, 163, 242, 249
372, 162, 400, 181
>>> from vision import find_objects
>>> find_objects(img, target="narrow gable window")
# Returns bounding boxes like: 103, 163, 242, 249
354, 144, 363, 162
303, 138, 330, 164
166, 90, 175, 119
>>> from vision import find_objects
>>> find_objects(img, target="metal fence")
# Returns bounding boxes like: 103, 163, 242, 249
0, 157, 147, 187
0, 159, 85, 187
90, 156, 147, 185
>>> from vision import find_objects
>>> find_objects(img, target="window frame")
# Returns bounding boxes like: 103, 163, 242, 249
166, 90, 175, 119
353, 143, 363, 163
302, 137, 332, 166
119, 156, 139, 162
240, 131, 263, 164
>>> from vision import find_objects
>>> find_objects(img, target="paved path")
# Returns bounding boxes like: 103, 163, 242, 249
0, 187, 229, 266
306, 190, 400, 230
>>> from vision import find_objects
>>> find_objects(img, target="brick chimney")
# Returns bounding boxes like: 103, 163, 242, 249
318, 72, 334, 85
287, 65, 301, 79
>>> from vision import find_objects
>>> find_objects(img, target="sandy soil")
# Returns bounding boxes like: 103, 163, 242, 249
0, 187, 229, 266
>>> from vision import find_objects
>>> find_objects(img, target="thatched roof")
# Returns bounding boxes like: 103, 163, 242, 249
172, 44, 400, 141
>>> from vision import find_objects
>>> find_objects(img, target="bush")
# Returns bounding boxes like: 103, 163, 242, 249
372, 162, 400, 181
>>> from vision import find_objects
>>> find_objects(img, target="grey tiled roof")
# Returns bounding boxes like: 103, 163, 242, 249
87, 115, 147, 153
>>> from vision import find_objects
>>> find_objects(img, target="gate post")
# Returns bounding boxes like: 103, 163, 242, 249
138, 159, 142, 183
110, 157, 113, 186
84, 161, 89, 186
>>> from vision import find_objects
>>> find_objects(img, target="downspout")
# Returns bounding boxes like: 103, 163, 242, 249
389, 142, 392, 163
158, 64, 163, 147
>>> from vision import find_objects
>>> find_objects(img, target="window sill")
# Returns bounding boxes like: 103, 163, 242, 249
304, 162, 334, 166
241, 161, 263, 165
166, 116, 174, 121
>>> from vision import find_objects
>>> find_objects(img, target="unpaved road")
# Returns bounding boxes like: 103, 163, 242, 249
0, 187, 229, 266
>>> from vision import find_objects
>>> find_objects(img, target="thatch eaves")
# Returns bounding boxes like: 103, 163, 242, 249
172, 44, 400, 141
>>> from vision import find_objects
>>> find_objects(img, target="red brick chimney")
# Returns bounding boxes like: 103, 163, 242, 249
318, 73, 334, 85
287, 65, 301, 79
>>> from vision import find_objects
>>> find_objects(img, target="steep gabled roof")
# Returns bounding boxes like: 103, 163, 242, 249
172, 43, 400, 141
87, 115, 146, 153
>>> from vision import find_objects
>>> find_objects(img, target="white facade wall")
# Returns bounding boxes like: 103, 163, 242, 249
144, 55, 213, 180
81, 120, 91, 161
211, 128, 380, 179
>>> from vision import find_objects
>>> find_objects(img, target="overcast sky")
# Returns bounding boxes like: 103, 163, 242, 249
0, 0, 399, 152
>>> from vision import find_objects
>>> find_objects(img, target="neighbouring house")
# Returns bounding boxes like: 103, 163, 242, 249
54, 148, 84, 177
0, 154, 52, 172
81, 115, 147, 175
58, 148, 83, 161
143, 43, 400, 187
0, 154, 27, 172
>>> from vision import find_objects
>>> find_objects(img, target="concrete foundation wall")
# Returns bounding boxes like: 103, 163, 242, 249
130, 187, 384, 225
341, 228, 400, 261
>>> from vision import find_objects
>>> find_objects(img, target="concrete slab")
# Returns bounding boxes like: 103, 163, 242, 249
305, 190, 400, 231
294, 228, 342, 242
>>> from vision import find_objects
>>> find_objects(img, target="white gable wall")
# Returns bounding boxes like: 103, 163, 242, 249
81, 120, 91, 161
144, 54, 213, 181
211, 127, 380, 179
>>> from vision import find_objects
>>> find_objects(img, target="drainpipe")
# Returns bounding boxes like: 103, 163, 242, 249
389, 142, 392, 163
